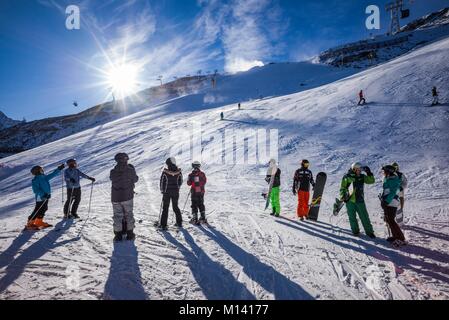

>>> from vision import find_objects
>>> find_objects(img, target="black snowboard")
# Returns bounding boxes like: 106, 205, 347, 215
307, 172, 327, 221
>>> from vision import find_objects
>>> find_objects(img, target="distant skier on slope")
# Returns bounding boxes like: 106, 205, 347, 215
220, 112, 224, 120
64, 158, 95, 219
339, 162, 376, 238
265, 159, 281, 217
391, 162, 407, 223
158, 157, 183, 230
380, 165, 406, 247
187, 161, 207, 225
358, 90, 366, 106
26, 163, 65, 230
292, 159, 315, 221
110, 153, 138, 241
431, 86, 439, 106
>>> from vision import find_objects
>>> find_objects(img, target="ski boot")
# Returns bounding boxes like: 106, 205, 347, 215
367, 233, 376, 239
126, 230, 136, 241
35, 218, 52, 228
113, 231, 123, 242
199, 217, 208, 224
392, 239, 407, 248
386, 237, 395, 243
25, 219, 40, 231
352, 231, 361, 237
71, 213, 80, 219
190, 216, 200, 225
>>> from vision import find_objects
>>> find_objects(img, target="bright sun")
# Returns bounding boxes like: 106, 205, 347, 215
107, 64, 139, 98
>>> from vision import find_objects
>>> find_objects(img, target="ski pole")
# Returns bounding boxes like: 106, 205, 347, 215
61, 171, 64, 206
182, 189, 192, 214
77, 182, 94, 238
66, 185, 75, 218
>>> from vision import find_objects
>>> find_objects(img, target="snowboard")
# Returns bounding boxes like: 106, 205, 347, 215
264, 165, 278, 211
333, 198, 345, 216
307, 172, 327, 221
396, 208, 404, 225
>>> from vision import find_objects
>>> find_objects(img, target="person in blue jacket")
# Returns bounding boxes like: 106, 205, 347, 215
64, 158, 95, 219
27, 163, 65, 229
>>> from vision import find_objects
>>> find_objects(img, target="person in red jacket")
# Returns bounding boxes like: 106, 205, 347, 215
187, 161, 207, 224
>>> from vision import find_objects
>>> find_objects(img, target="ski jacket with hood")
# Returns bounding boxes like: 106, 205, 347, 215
340, 169, 375, 203
160, 164, 183, 195
293, 167, 315, 192
32, 169, 62, 201
187, 169, 207, 195
64, 168, 91, 189
396, 171, 408, 191
110, 163, 139, 202
382, 175, 401, 208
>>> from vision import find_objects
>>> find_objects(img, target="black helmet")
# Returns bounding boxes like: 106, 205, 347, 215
30, 166, 43, 176
166, 157, 176, 167
382, 165, 396, 175
66, 158, 77, 167
192, 161, 201, 169
114, 153, 129, 163
301, 159, 310, 168
391, 162, 399, 172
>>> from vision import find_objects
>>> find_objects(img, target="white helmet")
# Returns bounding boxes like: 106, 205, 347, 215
351, 162, 362, 171
192, 161, 201, 169
268, 158, 277, 167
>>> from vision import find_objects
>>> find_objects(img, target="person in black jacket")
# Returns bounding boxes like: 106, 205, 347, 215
292, 159, 315, 220
158, 157, 183, 229
110, 153, 138, 241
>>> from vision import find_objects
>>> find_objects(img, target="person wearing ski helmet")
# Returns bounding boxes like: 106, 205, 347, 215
265, 159, 281, 217
381, 165, 406, 246
187, 161, 208, 224
358, 90, 366, 106
63, 158, 95, 219
26, 163, 65, 230
158, 157, 183, 230
431, 86, 439, 106
339, 162, 376, 238
392, 162, 408, 215
292, 159, 315, 220
110, 153, 139, 241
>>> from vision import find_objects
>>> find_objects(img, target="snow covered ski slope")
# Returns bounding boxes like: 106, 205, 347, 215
0, 36, 448, 300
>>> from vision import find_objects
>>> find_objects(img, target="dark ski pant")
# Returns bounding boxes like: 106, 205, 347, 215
191, 194, 206, 220
64, 187, 81, 215
28, 200, 48, 220
346, 201, 374, 235
161, 193, 182, 227
384, 206, 405, 241
358, 98, 366, 105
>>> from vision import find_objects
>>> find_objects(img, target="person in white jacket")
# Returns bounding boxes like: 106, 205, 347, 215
392, 162, 407, 223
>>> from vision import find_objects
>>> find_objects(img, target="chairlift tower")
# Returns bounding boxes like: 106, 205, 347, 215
386, 0, 403, 35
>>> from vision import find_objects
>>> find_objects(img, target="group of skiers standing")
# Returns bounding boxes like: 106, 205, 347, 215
264, 159, 408, 247
26, 153, 407, 247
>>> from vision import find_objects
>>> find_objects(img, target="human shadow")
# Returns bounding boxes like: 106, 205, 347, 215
222, 119, 260, 125
275, 219, 449, 284
370, 102, 435, 108
198, 227, 314, 300
0, 231, 34, 269
163, 230, 255, 300
403, 225, 449, 242
103, 241, 148, 300
0, 219, 78, 293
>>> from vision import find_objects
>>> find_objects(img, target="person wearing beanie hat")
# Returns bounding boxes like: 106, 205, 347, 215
110, 153, 138, 241
157, 157, 183, 229
26, 163, 65, 230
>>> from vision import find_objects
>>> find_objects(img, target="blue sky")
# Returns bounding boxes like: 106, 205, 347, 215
0, 0, 447, 120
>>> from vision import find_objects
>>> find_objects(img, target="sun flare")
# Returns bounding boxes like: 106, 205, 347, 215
107, 64, 139, 98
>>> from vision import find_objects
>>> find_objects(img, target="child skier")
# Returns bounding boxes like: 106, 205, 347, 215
358, 90, 366, 106
110, 153, 138, 241
292, 160, 315, 221
339, 162, 376, 238
187, 161, 207, 225
392, 162, 407, 223
64, 158, 95, 219
158, 157, 183, 230
266, 159, 281, 217
26, 163, 65, 230
380, 165, 406, 247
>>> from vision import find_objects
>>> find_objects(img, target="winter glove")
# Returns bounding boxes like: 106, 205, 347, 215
265, 177, 270, 183
57, 164, 65, 170
292, 189, 297, 196
364, 166, 373, 176
89, 177, 96, 182
70, 178, 76, 183
43, 193, 51, 200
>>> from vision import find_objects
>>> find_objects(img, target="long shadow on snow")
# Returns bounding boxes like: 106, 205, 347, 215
0, 198, 34, 219
276, 219, 449, 284
0, 231, 34, 269
0, 219, 78, 294
163, 230, 255, 300
198, 226, 314, 300
404, 225, 449, 242
103, 241, 148, 300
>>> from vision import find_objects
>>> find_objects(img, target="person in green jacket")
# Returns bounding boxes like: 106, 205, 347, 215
340, 162, 376, 238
